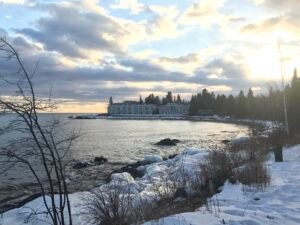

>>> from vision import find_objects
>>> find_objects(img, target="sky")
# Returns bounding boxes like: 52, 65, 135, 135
0, 0, 299, 113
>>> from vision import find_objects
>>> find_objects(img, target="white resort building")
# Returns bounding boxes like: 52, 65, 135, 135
108, 101, 158, 115
108, 100, 189, 117
159, 103, 190, 116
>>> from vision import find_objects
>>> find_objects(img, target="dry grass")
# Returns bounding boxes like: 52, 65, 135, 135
85, 180, 136, 225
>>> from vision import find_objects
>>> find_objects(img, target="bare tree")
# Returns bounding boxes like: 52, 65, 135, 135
0, 37, 79, 225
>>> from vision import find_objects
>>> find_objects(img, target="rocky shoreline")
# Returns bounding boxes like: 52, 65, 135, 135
0, 151, 180, 214
0, 160, 126, 213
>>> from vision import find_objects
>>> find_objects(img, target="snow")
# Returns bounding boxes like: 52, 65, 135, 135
0, 148, 208, 225
111, 172, 134, 183
2, 145, 300, 225
143, 145, 300, 225
232, 136, 250, 144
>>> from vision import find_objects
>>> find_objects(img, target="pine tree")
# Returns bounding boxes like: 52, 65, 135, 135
139, 95, 143, 104
288, 68, 300, 133
177, 94, 182, 103
166, 92, 173, 103
247, 88, 254, 117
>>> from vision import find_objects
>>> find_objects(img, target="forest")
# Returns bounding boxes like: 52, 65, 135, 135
190, 69, 300, 134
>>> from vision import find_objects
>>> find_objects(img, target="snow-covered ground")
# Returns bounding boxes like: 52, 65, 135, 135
143, 145, 300, 225
0, 148, 209, 225
2, 145, 300, 225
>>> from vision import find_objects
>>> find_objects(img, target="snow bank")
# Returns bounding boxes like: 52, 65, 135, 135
4, 145, 300, 225
0, 148, 208, 225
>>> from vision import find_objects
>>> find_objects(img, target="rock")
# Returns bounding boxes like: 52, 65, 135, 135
228, 177, 237, 184
183, 148, 201, 155
110, 160, 149, 180
173, 188, 188, 199
155, 138, 179, 146
168, 154, 178, 159
172, 139, 181, 144
222, 139, 231, 144
94, 156, 108, 164
74, 114, 97, 119
121, 166, 144, 179
73, 161, 88, 169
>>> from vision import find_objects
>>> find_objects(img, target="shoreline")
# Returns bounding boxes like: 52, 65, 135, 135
72, 114, 276, 129
0, 118, 272, 214
0, 161, 127, 213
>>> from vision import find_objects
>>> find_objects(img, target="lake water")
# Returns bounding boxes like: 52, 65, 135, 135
0, 114, 250, 188
0, 114, 250, 163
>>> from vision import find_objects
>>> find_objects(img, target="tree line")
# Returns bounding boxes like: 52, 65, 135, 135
189, 69, 300, 134
143, 91, 186, 105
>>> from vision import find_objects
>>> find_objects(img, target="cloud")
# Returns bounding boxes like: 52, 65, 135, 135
179, 0, 225, 29
16, 2, 146, 60
110, 0, 145, 15
242, 16, 283, 33
253, 0, 300, 10
0, 34, 255, 103
154, 53, 202, 73
15, 1, 186, 64
0, 0, 24, 4
3, 0, 294, 112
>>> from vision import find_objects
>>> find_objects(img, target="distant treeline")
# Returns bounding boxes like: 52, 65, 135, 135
143, 91, 187, 105
190, 69, 300, 134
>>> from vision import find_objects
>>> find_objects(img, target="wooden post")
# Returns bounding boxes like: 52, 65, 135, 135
274, 144, 283, 162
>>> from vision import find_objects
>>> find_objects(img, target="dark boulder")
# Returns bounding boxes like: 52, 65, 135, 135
222, 139, 231, 144
155, 138, 180, 146
173, 188, 188, 199
168, 154, 178, 159
109, 160, 149, 180
172, 139, 181, 144
120, 166, 144, 178
73, 161, 88, 169
94, 156, 108, 164
228, 177, 237, 184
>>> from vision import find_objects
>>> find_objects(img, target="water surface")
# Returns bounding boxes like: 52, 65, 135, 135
0, 114, 250, 187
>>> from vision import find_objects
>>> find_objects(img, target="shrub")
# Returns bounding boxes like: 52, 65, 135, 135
86, 180, 136, 225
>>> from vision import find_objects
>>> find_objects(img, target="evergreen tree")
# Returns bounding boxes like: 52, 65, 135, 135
236, 91, 247, 117
288, 68, 300, 133
177, 94, 182, 103
247, 88, 254, 117
139, 95, 143, 104
166, 92, 173, 103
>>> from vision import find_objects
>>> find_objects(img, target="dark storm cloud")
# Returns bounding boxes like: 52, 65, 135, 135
0, 41, 255, 101
0, 27, 256, 103
15, 3, 127, 58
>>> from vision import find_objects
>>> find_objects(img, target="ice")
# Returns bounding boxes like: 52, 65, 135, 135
144, 155, 163, 163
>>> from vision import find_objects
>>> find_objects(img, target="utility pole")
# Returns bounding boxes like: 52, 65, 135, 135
278, 39, 289, 136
